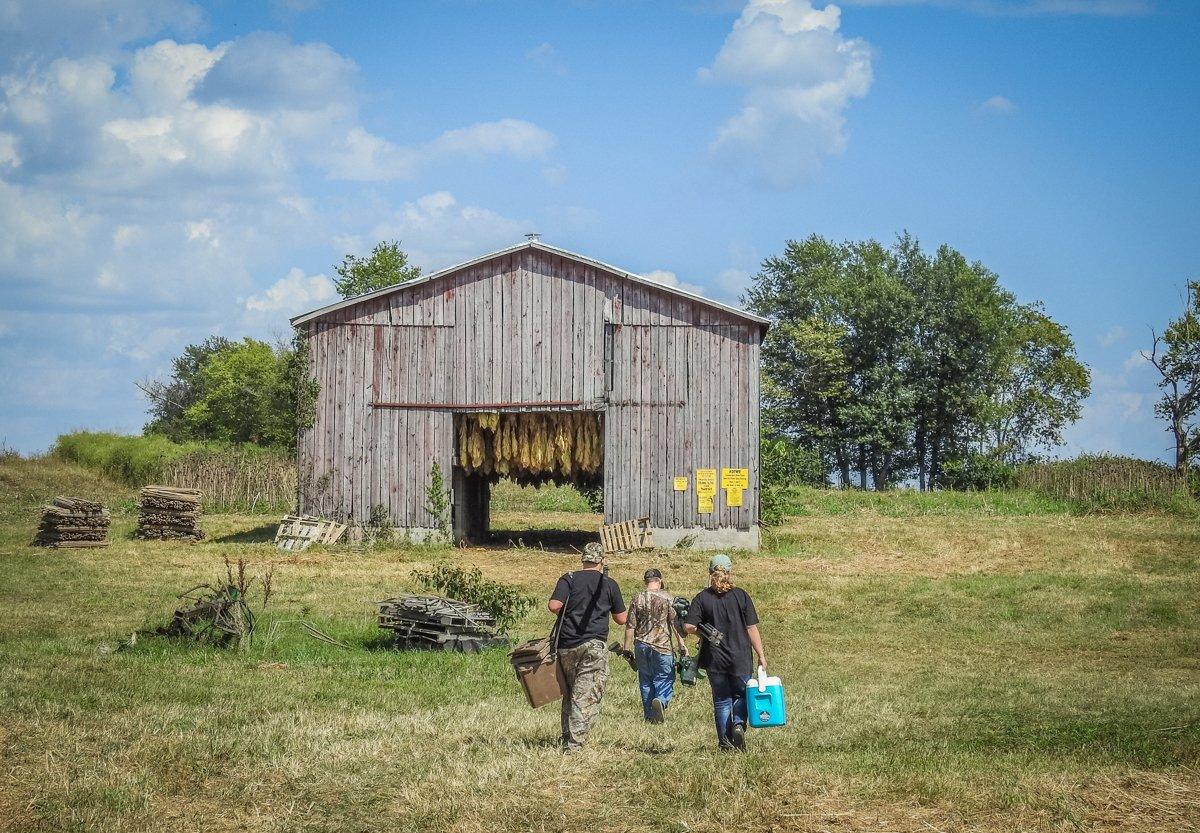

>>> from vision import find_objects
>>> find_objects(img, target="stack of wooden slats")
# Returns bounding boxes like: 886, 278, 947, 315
34, 497, 110, 548
377, 595, 506, 653
136, 486, 204, 541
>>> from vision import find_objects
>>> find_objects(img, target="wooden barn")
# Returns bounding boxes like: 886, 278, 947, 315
290, 237, 768, 550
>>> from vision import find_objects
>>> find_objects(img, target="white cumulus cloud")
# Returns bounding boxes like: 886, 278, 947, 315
244, 267, 336, 314
372, 192, 526, 270
701, 0, 873, 188
642, 269, 707, 297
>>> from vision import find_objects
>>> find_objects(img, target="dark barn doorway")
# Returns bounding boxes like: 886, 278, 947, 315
451, 410, 604, 550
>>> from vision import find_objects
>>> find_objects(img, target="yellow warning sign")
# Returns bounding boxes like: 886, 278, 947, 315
673, 476, 688, 492
726, 487, 744, 508
698, 494, 715, 514
722, 468, 749, 489
695, 469, 717, 497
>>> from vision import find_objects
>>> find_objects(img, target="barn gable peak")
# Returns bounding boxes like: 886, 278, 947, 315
290, 239, 770, 329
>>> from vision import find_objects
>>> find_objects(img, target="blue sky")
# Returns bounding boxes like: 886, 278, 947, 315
0, 0, 1196, 460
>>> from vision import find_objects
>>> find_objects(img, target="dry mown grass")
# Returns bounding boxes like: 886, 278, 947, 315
1, 461, 1198, 832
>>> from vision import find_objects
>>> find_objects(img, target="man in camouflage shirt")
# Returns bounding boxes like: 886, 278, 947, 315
622, 568, 688, 723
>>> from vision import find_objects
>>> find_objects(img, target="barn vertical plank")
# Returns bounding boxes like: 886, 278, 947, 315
647, 326, 660, 525
641, 327, 653, 520
738, 326, 751, 530
467, 264, 479, 405
307, 323, 321, 514
569, 259, 583, 403
491, 256, 503, 402
663, 325, 674, 527
541, 252, 554, 401
540, 253, 553, 400
700, 328, 710, 532
378, 327, 391, 521
663, 325, 675, 526
531, 254, 544, 401
519, 249, 531, 402
345, 326, 359, 522
646, 328, 657, 524
325, 323, 337, 518
589, 267, 602, 402
333, 323, 347, 520
422, 326, 438, 523
357, 324, 372, 522
476, 262, 487, 403
748, 332, 760, 526
555, 256, 570, 401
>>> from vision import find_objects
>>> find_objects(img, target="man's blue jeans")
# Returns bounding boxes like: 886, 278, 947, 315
708, 672, 751, 747
635, 643, 675, 720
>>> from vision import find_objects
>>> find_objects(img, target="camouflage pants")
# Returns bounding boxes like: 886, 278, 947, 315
558, 639, 609, 748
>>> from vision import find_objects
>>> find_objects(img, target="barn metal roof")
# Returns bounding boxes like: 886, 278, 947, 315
289, 240, 771, 328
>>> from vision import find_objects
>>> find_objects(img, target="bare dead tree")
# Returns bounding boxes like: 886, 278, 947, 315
1143, 281, 1200, 475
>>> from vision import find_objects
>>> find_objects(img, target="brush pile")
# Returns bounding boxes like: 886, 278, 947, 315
377, 594, 507, 653
136, 486, 203, 541
157, 557, 271, 649
456, 411, 602, 488
33, 497, 110, 548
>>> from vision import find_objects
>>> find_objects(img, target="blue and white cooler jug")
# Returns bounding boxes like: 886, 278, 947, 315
747, 665, 786, 728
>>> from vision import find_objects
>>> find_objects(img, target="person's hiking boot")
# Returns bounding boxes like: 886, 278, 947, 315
730, 722, 747, 751
649, 697, 665, 724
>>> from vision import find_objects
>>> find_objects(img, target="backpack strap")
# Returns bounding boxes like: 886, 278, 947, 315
549, 571, 572, 655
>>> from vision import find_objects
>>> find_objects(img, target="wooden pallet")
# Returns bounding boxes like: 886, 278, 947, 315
599, 517, 653, 553
274, 516, 347, 551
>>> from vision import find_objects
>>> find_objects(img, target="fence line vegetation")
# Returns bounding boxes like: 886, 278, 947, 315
52, 431, 294, 514
1017, 454, 1194, 514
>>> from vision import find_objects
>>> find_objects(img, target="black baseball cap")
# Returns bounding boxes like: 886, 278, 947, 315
643, 568, 662, 581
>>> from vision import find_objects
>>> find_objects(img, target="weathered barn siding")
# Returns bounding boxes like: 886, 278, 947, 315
296, 243, 762, 542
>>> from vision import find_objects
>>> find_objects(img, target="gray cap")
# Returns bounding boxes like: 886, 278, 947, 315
582, 542, 605, 563
708, 553, 733, 572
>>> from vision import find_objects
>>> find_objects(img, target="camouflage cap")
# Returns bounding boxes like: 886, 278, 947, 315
582, 542, 605, 563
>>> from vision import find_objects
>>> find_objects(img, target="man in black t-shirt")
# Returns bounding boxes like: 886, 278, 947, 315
549, 542, 627, 750
685, 553, 767, 751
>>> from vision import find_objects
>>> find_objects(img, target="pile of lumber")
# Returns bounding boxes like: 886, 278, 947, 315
136, 486, 204, 541
34, 497, 110, 548
456, 411, 602, 488
377, 595, 506, 653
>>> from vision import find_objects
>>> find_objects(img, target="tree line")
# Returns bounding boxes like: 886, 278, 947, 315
747, 234, 1091, 490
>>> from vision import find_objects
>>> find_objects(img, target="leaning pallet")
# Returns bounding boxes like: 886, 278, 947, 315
599, 517, 653, 553
136, 486, 204, 541
33, 497, 110, 549
274, 515, 347, 552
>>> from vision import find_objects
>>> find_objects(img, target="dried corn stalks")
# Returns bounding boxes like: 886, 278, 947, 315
456, 411, 602, 488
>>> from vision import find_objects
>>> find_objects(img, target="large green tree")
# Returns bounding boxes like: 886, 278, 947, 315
139, 335, 234, 442
142, 336, 307, 451
980, 303, 1091, 464
1145, 281, 1200, 474
906, 242, 1015, 489
748, 233, 1090, 490
182, 338, 293, 447
334, 240, 421, 298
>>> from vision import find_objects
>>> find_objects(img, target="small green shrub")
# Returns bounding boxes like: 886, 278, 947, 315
941, 453, 1018, 491
410, 563, 534, 634
424, 461, 452, 540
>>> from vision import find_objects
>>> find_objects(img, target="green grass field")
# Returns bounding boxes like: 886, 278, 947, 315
1, 456, 1197, 832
